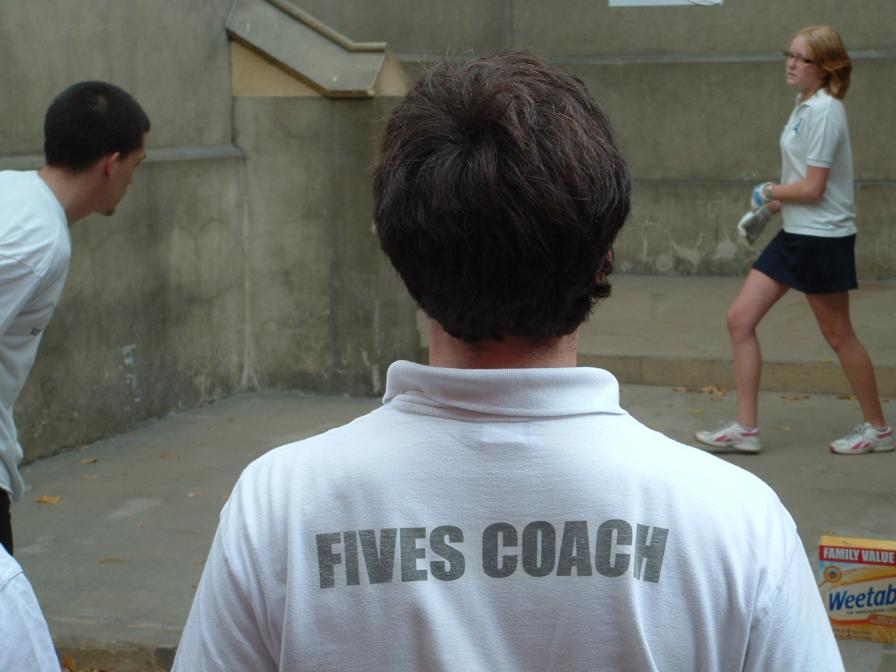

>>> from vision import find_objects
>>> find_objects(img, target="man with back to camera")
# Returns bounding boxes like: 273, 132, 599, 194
173, 53, 842, 671
0, 81, 150, 555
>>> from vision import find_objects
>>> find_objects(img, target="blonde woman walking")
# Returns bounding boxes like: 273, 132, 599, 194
697, 26, 891, 456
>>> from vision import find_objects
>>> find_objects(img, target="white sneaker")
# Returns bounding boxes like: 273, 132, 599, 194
695, 421, 761, 453
830, 423, 894, 455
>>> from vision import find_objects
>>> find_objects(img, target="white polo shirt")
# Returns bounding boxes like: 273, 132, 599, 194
0, 171, 71, 502
174, 362, 843, 671
779, 89, 856, 238
0, 546, 61, 671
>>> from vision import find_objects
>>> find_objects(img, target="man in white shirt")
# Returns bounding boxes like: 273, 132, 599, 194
174, 53, 842, 671
0, 81, 149, 555
0, 544, 60, 671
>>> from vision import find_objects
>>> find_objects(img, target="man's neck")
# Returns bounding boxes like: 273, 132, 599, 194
37, 165, 96, 226
427, 320, 578, 369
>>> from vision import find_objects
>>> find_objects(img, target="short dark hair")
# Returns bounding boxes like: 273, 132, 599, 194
44, 81, 151, 171
372, 53, 630, 343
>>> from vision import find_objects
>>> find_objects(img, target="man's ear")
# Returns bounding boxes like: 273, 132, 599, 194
100, 152, 122, 177
595, 248, 615, 285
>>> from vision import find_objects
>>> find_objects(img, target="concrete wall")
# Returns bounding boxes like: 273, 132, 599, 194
577, 59, 896, 277
1, 0, 419, 461
15, 157, 249, 454
0, 0, 247, 458
2, 0, 895, 461
234, 97, 418, 397
296, 0, 896, 277
0, 0, 235, 152
297, 0, 896, 55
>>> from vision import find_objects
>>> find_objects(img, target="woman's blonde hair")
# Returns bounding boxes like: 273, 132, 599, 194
797, 25, 851, 99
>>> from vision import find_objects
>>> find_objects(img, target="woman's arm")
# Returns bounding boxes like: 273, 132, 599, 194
767, 165, 830, 205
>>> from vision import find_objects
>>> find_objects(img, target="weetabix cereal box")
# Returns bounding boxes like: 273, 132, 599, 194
819, 534, 896, 643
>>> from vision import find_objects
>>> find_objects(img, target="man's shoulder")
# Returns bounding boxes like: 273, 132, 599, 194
0, 547, 24, 592
0, 170, 41, 198
239, 406, 780, 510
237, 405, 394, 480
0, 171, 70, 272
615, 416, 781, 503
0, 170, 63, 219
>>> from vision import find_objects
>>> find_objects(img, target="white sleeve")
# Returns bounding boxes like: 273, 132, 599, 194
0, 253, 44, 335
805, 103, 842, 168
173, 504, 278, 672
743, 536, 844, 671
0, 562, 62, 672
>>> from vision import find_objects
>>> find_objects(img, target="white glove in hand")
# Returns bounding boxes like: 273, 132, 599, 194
737, 206, 772, 245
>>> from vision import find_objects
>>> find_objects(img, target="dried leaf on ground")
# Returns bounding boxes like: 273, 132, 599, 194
79, 457, 97, 465
781, 394, 810, 402
80, 475, 98, 481
688, 408, 705, 415
60, 661, 108, 672
35, 495, 61, 505
701, 385, 727, 396
97, 557, 126, 564
838, 394, 856, 400
672, 386, 688, 393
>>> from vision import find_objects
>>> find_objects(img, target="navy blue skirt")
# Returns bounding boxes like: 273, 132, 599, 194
753, 230, 857, 294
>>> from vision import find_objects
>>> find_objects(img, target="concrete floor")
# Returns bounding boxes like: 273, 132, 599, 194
12, 383, 896, 671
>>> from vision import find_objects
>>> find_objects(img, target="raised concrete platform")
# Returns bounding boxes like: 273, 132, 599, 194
12, 383, 896, 671
578, 274, 896, 396
417, 273, 896, 396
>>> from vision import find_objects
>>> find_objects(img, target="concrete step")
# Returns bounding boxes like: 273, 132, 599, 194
416, 274, 896, 395
576, 274, 896, 396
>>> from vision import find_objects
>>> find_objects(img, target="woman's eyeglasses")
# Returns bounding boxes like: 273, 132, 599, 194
783, 51, 815, 65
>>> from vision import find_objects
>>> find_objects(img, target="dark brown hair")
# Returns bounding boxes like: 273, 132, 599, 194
372, 53, 630, 343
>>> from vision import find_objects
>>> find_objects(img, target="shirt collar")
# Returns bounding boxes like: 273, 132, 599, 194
382, 360, 625, 418
795, 87, 829, 108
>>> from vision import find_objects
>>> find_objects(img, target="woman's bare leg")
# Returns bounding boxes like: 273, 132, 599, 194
806, 291, 886, 427
727, 270, 790, 427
